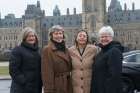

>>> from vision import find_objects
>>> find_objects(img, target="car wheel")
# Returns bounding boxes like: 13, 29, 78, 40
122, 77, 134, 93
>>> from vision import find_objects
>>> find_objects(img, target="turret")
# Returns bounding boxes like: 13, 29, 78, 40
124, 3, 127, 11
132, 2, 135, 11
67, 8, 70, 15
73, 8, 76, 15
53, 5, 61, 16
108, 0, 122, 12
37, 1, 40, 8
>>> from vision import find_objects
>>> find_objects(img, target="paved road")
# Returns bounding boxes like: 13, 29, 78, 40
0, 80, 11, 93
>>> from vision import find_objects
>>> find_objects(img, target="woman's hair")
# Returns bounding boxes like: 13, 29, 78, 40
98, 26, 114, 37
49, 25, 65, 40
74, 29, 89, 46
21, 27, 38, 43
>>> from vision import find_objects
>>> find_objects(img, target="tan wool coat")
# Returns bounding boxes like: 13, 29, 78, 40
69, 44, 97, 93
41, 42, 72, 93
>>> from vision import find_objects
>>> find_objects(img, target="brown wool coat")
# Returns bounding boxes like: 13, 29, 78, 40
69, 44, 97, 93
41, 42, 72, 93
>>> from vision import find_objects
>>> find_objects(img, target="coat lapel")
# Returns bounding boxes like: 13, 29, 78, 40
48, 42, 71, 62
82, 45, 93, 58
55, 50, 71, 62
69, 46, 82, 60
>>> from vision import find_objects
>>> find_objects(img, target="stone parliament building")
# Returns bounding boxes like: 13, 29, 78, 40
0, 0, 140, 52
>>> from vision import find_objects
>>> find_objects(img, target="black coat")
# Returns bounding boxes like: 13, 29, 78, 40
9, 42, 42, 93
90, 41, 123, 93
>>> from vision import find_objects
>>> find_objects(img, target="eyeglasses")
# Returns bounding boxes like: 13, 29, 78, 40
100, 35, 112, 38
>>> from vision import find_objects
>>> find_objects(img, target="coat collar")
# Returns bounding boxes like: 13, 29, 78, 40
70, 44, 94, 59
48, 41, 71, 63
48, 41, 57, 50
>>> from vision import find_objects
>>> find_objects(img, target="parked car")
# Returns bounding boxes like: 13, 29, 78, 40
122, 50, 140, 93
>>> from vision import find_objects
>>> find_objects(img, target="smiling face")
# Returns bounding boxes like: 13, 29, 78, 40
99, 32, 113, 46
52, 30, 64, 43
76, 31, 88, 46
25, 32, 37, 44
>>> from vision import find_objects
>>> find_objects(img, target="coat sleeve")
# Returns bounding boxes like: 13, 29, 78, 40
105, 48, 123, 93
41, 47, 55, 93
9, 47, 26, 85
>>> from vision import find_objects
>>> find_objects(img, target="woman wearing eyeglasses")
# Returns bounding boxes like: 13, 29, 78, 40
90, 26, 123, 93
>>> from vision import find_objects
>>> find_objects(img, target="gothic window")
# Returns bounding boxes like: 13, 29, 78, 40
9, 22, 13, 26
9, 35, 10, 40
43, 23, 46, 27
5, 43, 7, 49
4, 36, 6, 40
107, 19, 110, 23
10, 43, 12, 49
94, 8, 98, 12
20, 22, 22, 26
15, 35, 18, 40
5, 23, 8, 26
14, 22, 16, 26
14, 35, 18, 40
80, 21, 82, 25
69, 22, 72, 25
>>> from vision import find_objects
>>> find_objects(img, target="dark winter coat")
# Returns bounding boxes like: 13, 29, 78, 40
41, 41, 73, 93
9, 42, 42, 93
90, 41, 123, 93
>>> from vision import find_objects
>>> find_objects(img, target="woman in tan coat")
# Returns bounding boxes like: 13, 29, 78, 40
41, 25, 72, 93
69, 30, 97, 93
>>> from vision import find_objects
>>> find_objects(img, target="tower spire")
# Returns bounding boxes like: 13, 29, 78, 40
108, 0, 122, 12
53, 5, 61, 16
37, 1, 40, 8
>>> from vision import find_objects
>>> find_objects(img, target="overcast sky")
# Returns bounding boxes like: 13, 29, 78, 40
0, 0, 139, 18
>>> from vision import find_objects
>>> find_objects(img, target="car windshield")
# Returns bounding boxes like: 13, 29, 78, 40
123, 53, 140, 63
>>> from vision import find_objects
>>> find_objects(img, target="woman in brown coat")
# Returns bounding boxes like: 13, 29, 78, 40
69, 30, 97, 93
41, 25, 72, 93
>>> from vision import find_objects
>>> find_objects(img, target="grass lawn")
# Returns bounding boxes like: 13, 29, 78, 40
0, 66, 9, 75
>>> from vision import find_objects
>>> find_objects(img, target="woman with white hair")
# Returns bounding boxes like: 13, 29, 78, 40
90, 26, 123, 93
9, 27, 42, 93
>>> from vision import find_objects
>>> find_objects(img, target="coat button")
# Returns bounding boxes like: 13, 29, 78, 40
81, 77, 83, 80
81, 86, 83, 89
80, 68, 83, 71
